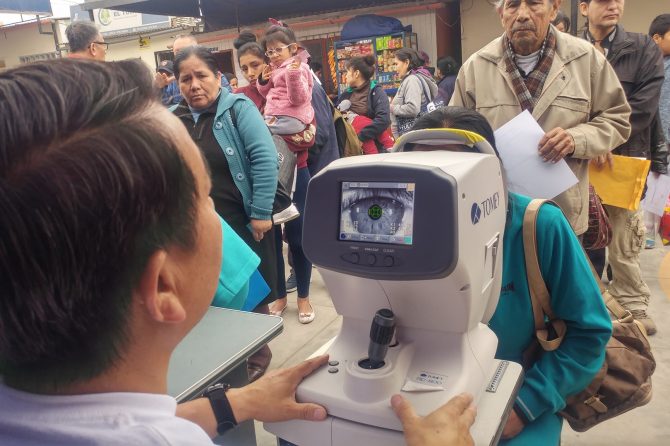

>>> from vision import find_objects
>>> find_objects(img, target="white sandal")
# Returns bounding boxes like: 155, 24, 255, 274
298, 302, 315, 324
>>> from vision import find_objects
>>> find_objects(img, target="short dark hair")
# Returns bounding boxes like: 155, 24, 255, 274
650, 14, 670, 37
222, 72, 236, 81
65, 21, 100, 53
234, 30, 267, 64
174, 45, 219, 80
345, 55, 376, 81
553, 10, 571, 32
263, 25, 298, 49
407, 106, 499, 156
436, 56, 459, 77
394, 48, 424, 72
0, 59, 198, 391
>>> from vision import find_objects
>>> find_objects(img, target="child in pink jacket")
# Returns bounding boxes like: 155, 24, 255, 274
257, 26, 315, 169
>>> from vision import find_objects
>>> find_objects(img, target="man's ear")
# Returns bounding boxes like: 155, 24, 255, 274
652, 34, 661, 45
550, 1, 561, 22
579, 2, 589, 18
136, 250, 187, 324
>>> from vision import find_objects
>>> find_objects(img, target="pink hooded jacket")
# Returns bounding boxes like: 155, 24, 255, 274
256, 51, 314, 125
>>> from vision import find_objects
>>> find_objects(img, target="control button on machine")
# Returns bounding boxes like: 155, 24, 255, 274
367, 254, 377, 266
340, 253, 360, 264
328, 360, 340, 366
328, 367, 339, 374
383, 256, 394, 267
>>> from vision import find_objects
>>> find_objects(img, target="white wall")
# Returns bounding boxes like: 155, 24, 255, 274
0, 21, 62, 68
105, 33, 175, 71
459, 0, 667, 61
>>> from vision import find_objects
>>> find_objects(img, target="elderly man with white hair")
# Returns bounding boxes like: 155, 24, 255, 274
451, 0, 631, 240
451, 1, 632, 445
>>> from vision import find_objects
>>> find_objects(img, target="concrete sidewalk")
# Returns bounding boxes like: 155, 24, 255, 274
255, 244, 670, 446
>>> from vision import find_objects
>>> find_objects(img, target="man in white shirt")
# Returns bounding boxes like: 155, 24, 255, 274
0, 58, 475, 446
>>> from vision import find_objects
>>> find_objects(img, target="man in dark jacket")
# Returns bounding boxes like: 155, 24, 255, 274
581, 0, 665, 335
307, 73, 340, 176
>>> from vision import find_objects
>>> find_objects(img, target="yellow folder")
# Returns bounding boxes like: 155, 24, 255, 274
589, 155, 651, 211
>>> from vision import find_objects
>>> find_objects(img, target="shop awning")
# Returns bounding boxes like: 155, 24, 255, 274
79, 0, 407, 30
0, 0, 52, 14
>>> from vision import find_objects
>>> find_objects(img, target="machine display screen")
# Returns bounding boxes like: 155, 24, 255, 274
339, 182, 415, 245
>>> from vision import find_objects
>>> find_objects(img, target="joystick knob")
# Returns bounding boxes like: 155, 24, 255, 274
359, 308, 395, 370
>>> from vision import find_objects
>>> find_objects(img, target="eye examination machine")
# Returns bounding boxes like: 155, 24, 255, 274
266, 130, 524, 445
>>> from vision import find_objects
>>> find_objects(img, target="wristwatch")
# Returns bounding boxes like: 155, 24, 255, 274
202, 383, 237, 435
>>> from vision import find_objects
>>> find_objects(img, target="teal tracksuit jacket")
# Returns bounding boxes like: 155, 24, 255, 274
490, 194, 612, 445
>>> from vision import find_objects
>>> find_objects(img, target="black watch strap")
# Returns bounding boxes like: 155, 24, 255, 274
203, 383, 237, 435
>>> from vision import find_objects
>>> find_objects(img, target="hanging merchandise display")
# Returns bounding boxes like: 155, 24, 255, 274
333, 31, 417, 95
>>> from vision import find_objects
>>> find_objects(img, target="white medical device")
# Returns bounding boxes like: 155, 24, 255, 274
266, 130, 523, 445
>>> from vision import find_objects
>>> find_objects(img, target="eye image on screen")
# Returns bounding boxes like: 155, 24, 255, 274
339, 182, 415, 245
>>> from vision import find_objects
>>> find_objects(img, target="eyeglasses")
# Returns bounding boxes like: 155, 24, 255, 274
265, 44, 293, 57
91, 41, 109, 50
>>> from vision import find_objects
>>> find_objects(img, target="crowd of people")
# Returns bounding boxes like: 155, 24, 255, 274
0, 1, 668, 445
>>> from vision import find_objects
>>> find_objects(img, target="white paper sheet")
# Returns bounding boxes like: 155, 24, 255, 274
494, 110, 578, 199
641, 173, 670, 216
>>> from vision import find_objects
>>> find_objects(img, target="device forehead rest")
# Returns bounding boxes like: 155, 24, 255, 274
394, 129, 497, 156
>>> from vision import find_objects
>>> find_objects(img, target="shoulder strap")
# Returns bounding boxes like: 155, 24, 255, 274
413, 74, 433, 105
522, 199, 567, 352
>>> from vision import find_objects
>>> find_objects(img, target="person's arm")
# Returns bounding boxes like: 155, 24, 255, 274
390, 76, 423, 118
392, 393, 476, 446
510, 204, 612, 432
622, 38, 665, 140
285, 62, 313, 106
448, 65, 473, 109
233, 99, 278, 221
358, 87, 391, 142
176, 355, 330, 438
565, 49, 632, 160
650, 112, 669, 174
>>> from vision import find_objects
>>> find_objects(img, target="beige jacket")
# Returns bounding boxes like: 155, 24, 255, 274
451, 29, 631, 235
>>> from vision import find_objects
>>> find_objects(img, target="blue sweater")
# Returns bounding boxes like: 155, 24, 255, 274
490, 194, 612, 446
171, 90, 278, 220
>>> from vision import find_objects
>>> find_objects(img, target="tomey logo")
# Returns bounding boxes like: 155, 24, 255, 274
471, 203, 482, 224
471, 192, 500, 225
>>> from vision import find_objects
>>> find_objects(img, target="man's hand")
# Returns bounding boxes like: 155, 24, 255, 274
538, 127, 575, 163
501, 409, 525, 440
591, 152, 614, 170
250, 219, 272, 242
288, 57, 301, 70
154, 72, 169, 88
227, 355, 329, 423
392, 393, 476, 446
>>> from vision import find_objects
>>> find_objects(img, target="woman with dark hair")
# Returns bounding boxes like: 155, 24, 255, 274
233, 30, 268, 112
171, 46, 279, 381
336, 55, 393, 154
552, 11, 571, 33
435, 56, 460, 104
390, 47, 438, 137
397, 107, 612, 446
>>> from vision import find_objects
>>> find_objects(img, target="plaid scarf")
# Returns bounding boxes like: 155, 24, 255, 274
502, 28, 557, 113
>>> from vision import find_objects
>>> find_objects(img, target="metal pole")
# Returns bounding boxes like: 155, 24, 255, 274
570, 0, 579, 36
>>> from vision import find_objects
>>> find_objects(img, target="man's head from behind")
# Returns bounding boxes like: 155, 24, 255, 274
172, 34, 199, 57
650, 14, 670, 57
496, 0, 561, 55
65, 21, 107, 61
579, 0, 625, 31
0, 59, 221, 393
